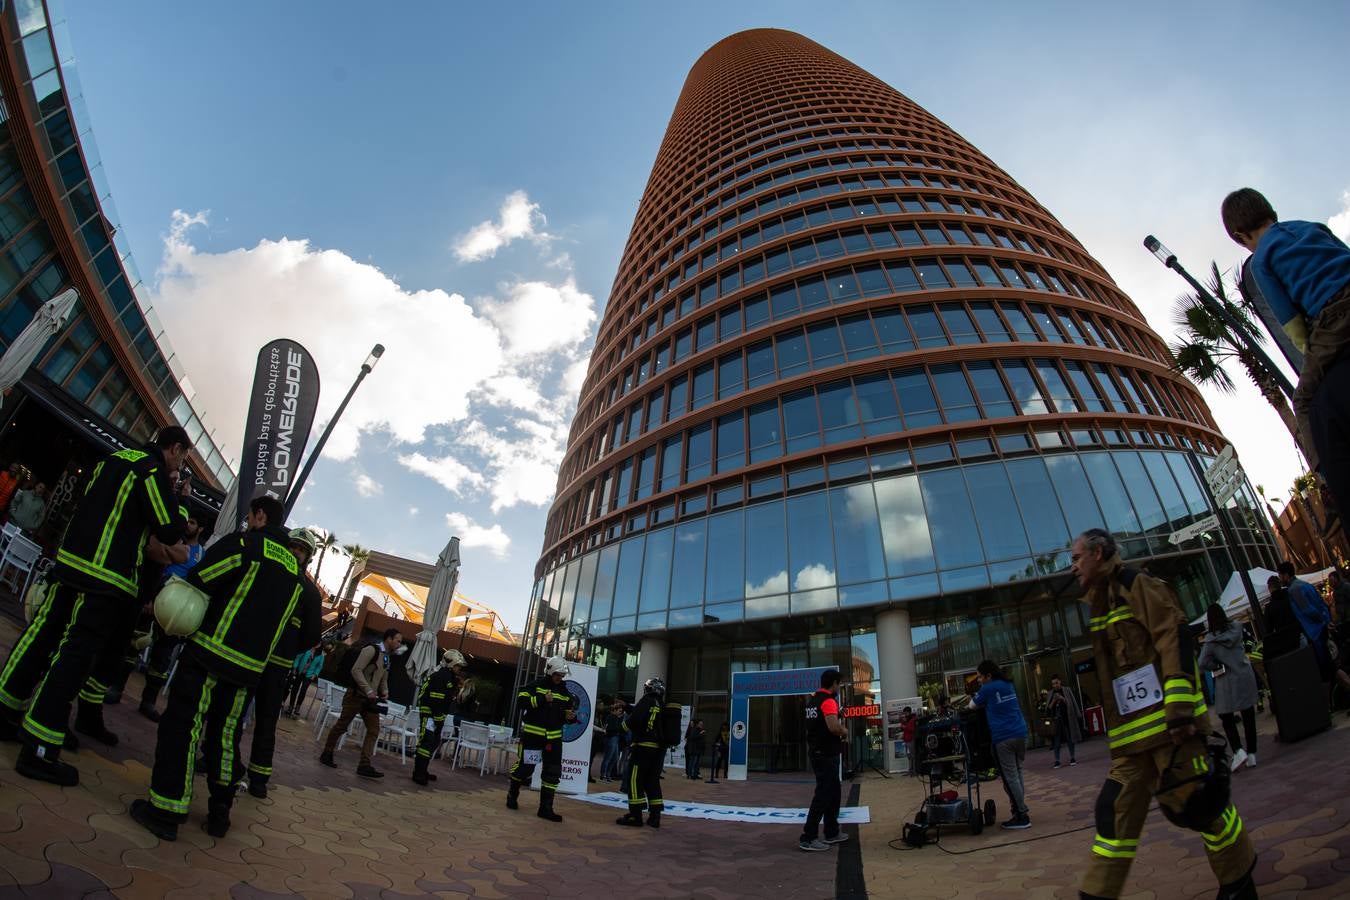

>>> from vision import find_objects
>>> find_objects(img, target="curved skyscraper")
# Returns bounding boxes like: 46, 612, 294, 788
518, 29, 1274, 774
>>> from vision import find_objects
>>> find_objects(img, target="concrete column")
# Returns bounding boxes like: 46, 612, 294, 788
635, 636, 669, 693
875, 607, 918, 704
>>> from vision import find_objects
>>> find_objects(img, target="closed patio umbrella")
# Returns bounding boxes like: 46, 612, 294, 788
407, 535, 460, 684
0, 289, 79, 393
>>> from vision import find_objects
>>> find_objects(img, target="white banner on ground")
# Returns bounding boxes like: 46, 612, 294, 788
530, 661, 599, 795
569, 791, 872, 824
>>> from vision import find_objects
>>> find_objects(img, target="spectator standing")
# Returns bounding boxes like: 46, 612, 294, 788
0, 430, 188, 786
284, 642, 328, 716
1071, 528, 1256, 900
1222, 188, 1350, 521
1199, 604, 1260, 772
685, 718, 706, 779
798, 669, 848, 852
973, 660, 1030, 829
8, 480, 46, 532
1046, 674, 1082, 768
901, 707, 918, 776
1278, 561, 1350, 697
318, 628, 403, 778
601, 697, 625, 782
708, 720, 728, 784
0, 461, 22, 516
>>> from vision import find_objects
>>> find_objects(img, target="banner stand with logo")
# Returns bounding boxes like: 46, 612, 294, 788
531, 661, 599, 795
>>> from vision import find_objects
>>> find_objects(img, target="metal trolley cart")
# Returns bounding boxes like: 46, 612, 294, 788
910, 708, 997, 836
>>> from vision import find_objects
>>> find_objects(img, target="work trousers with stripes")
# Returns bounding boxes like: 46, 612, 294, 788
246, 664, 288, 786
148, 655, 249, 823
0, 581, 132, 755
79, 599, 145, 711
624, 746, 664, 815
1082, 738, 1255, 898
510, 738, 562, 790
412, 713, 446, 780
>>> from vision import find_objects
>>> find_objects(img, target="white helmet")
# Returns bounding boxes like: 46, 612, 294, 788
545, 655, 570, 678
441, 649, 467, 668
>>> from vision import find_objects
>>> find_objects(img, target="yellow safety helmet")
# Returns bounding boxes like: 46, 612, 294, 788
154, 576, 209, 637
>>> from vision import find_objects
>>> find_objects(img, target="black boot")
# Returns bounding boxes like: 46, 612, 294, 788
139, 676, 165, 721
506, 780, 521, 810
412, 755, 430, 786
74, 699, 118, 747
0, 714, 19, 742
204, 796, 232, 838
646, 809, 661, 829
537, 788, 563, 823
129, 799, 178, 841
247, 775, 268, 799
318, 751, 336, 768
16, 743, 79, 786
1217, 859, 1258, 900
616, 810, 644, 827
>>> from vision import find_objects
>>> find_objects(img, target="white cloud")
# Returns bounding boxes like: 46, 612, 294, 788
408, 506, 419, 516
793, 564, 836, 591
445, 511, 511, 558
458, 418, 569, 512
481, 278, 596, 358
452, 190, 550, 262
397, 451, 485, 496
1329, 190, 1350, 242
354, 473, 382, 497
745, 570, 788, 598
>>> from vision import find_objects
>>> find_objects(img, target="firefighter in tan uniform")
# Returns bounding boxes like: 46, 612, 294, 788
1071, 529, 1257, 900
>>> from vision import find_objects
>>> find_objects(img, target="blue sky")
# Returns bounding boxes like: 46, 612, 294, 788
62, 1, 1350, 631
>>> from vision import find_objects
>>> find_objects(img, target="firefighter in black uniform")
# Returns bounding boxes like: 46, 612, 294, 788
412, 648, 467, 786
506, 654, 573, 822
0, 427, 190, 786
130, 494, 304, 841
616, 676, 667, 829
244, 527, 322, 798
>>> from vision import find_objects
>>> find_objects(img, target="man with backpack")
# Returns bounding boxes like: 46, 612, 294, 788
318, 628, 404, 778
506, 655, 573, 822
616, 675, 678, 829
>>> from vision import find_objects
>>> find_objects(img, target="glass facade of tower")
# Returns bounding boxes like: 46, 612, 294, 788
518, 30, 1275, 766
0, 1, 231, 534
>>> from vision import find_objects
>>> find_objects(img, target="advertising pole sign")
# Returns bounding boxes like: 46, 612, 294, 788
532, 661, 599, 795
233, 339, 320, 532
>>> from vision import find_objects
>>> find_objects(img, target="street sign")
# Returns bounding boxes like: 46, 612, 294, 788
1167, 514, 1220, 546
1203, 446, 1243, 507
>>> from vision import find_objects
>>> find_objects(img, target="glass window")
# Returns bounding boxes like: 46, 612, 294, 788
670, 520, 707, 608
885, 260, 921, 292
842, 231, 870, 254
945, 260, 978, 288
590, 544, 619, 621
906, 304, 948, 348
1000, 303, 1038, 341
1113, 451, 1167, 535
745, 500, 788, 598
914, 258, 951, 289
719, 306, 742, 341
830, 482, 887, 584
1142, 450, 1190, 527
894, 367, 942, 428
873, 474, 935, 576
691, 362, 715, 409
659, 435, 683, 491
972, 261, 1003, 286
966, 361, 1016, 418
1000, 263, 1027, 288
775, 329, 809, 378
938, 303, 979, 344
919, 469, 983, 569
748, 400, 783, 462
1064, 360, 1106, 412
818, 380, 861, 444
1045, 455, 1107, 537
787, 492, 837, 607
638, 528, 674, 612
770, 282, 798, 320
674, 329, 692, 361
715, 412, 745, 473
931, 364, 980, 423
718, 351, 744, 399
839, 314, 879, 360
744, 292, 769, 329
968, 302, 1010, 342
825, 268, 860, 303
667, 374, 688, 420
1092, 363, 1131, 412
964, 463, 1033, 561
1004, 457, 1071, 556
1035, 360, 1079, 412
614, 458, 634, 510
686, 422, 712, 483
857, 263, 889, 297
854, 372, 902, 435
705, 509, 745, 603
696, 316, 717, 351
1165, 452, 1210, 516
807, 320, 845, 369
746, 339, 774, 388
782, 389, 821, 453
1056, 310, 1087, 344
872, 308, 914, 352
1028, 304, 1065, 342
634, 446, 657, 500
1081, 453, 1144, 539
612, 536, 645, 617
798, 275, 829, 310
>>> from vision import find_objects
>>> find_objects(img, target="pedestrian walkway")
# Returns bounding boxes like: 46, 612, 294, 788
0, 610, 1347, 897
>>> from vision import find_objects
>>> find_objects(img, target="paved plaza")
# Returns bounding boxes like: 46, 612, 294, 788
0, 613, 1347, 899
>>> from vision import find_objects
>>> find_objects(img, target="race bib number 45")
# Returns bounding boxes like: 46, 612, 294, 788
1112, 664, 1163, 716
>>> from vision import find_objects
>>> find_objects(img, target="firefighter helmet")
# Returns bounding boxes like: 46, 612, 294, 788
442, 649, 467, 668
1155, 735, 1232, 832
288, 528, 319, 558
643, 676, 666, 698
544, 655, 570, 677
154, 576, 209, 637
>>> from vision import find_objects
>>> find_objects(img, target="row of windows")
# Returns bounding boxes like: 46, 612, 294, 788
533, 449, 1217, 635
565, 295, 1186, 474
557, 357, 1205, 540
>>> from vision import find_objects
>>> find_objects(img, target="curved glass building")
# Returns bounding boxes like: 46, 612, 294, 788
517, 29, 1275, 772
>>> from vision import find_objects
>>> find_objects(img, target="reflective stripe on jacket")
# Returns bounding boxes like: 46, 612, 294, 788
1087, 557, 1208, 757
517, 676, 569, 747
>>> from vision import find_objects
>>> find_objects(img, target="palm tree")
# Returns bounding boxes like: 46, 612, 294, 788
339, 544, 369, 603
1168, 261, 1298, 440
314, 531, 338, 585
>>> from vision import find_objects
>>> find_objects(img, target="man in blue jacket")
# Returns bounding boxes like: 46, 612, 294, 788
972, 660, 1030, 830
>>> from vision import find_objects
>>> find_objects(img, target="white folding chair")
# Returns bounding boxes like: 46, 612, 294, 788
451, 722, 492, 776
0, 521, 20, 553
314, 683, 343, 741
0, 534, 43, 599
433, 721, 458, 761
376, 703, 416, 764
487, 724, 516, 774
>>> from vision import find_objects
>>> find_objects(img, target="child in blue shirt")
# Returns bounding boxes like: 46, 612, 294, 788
1222, 188, 1350, 524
